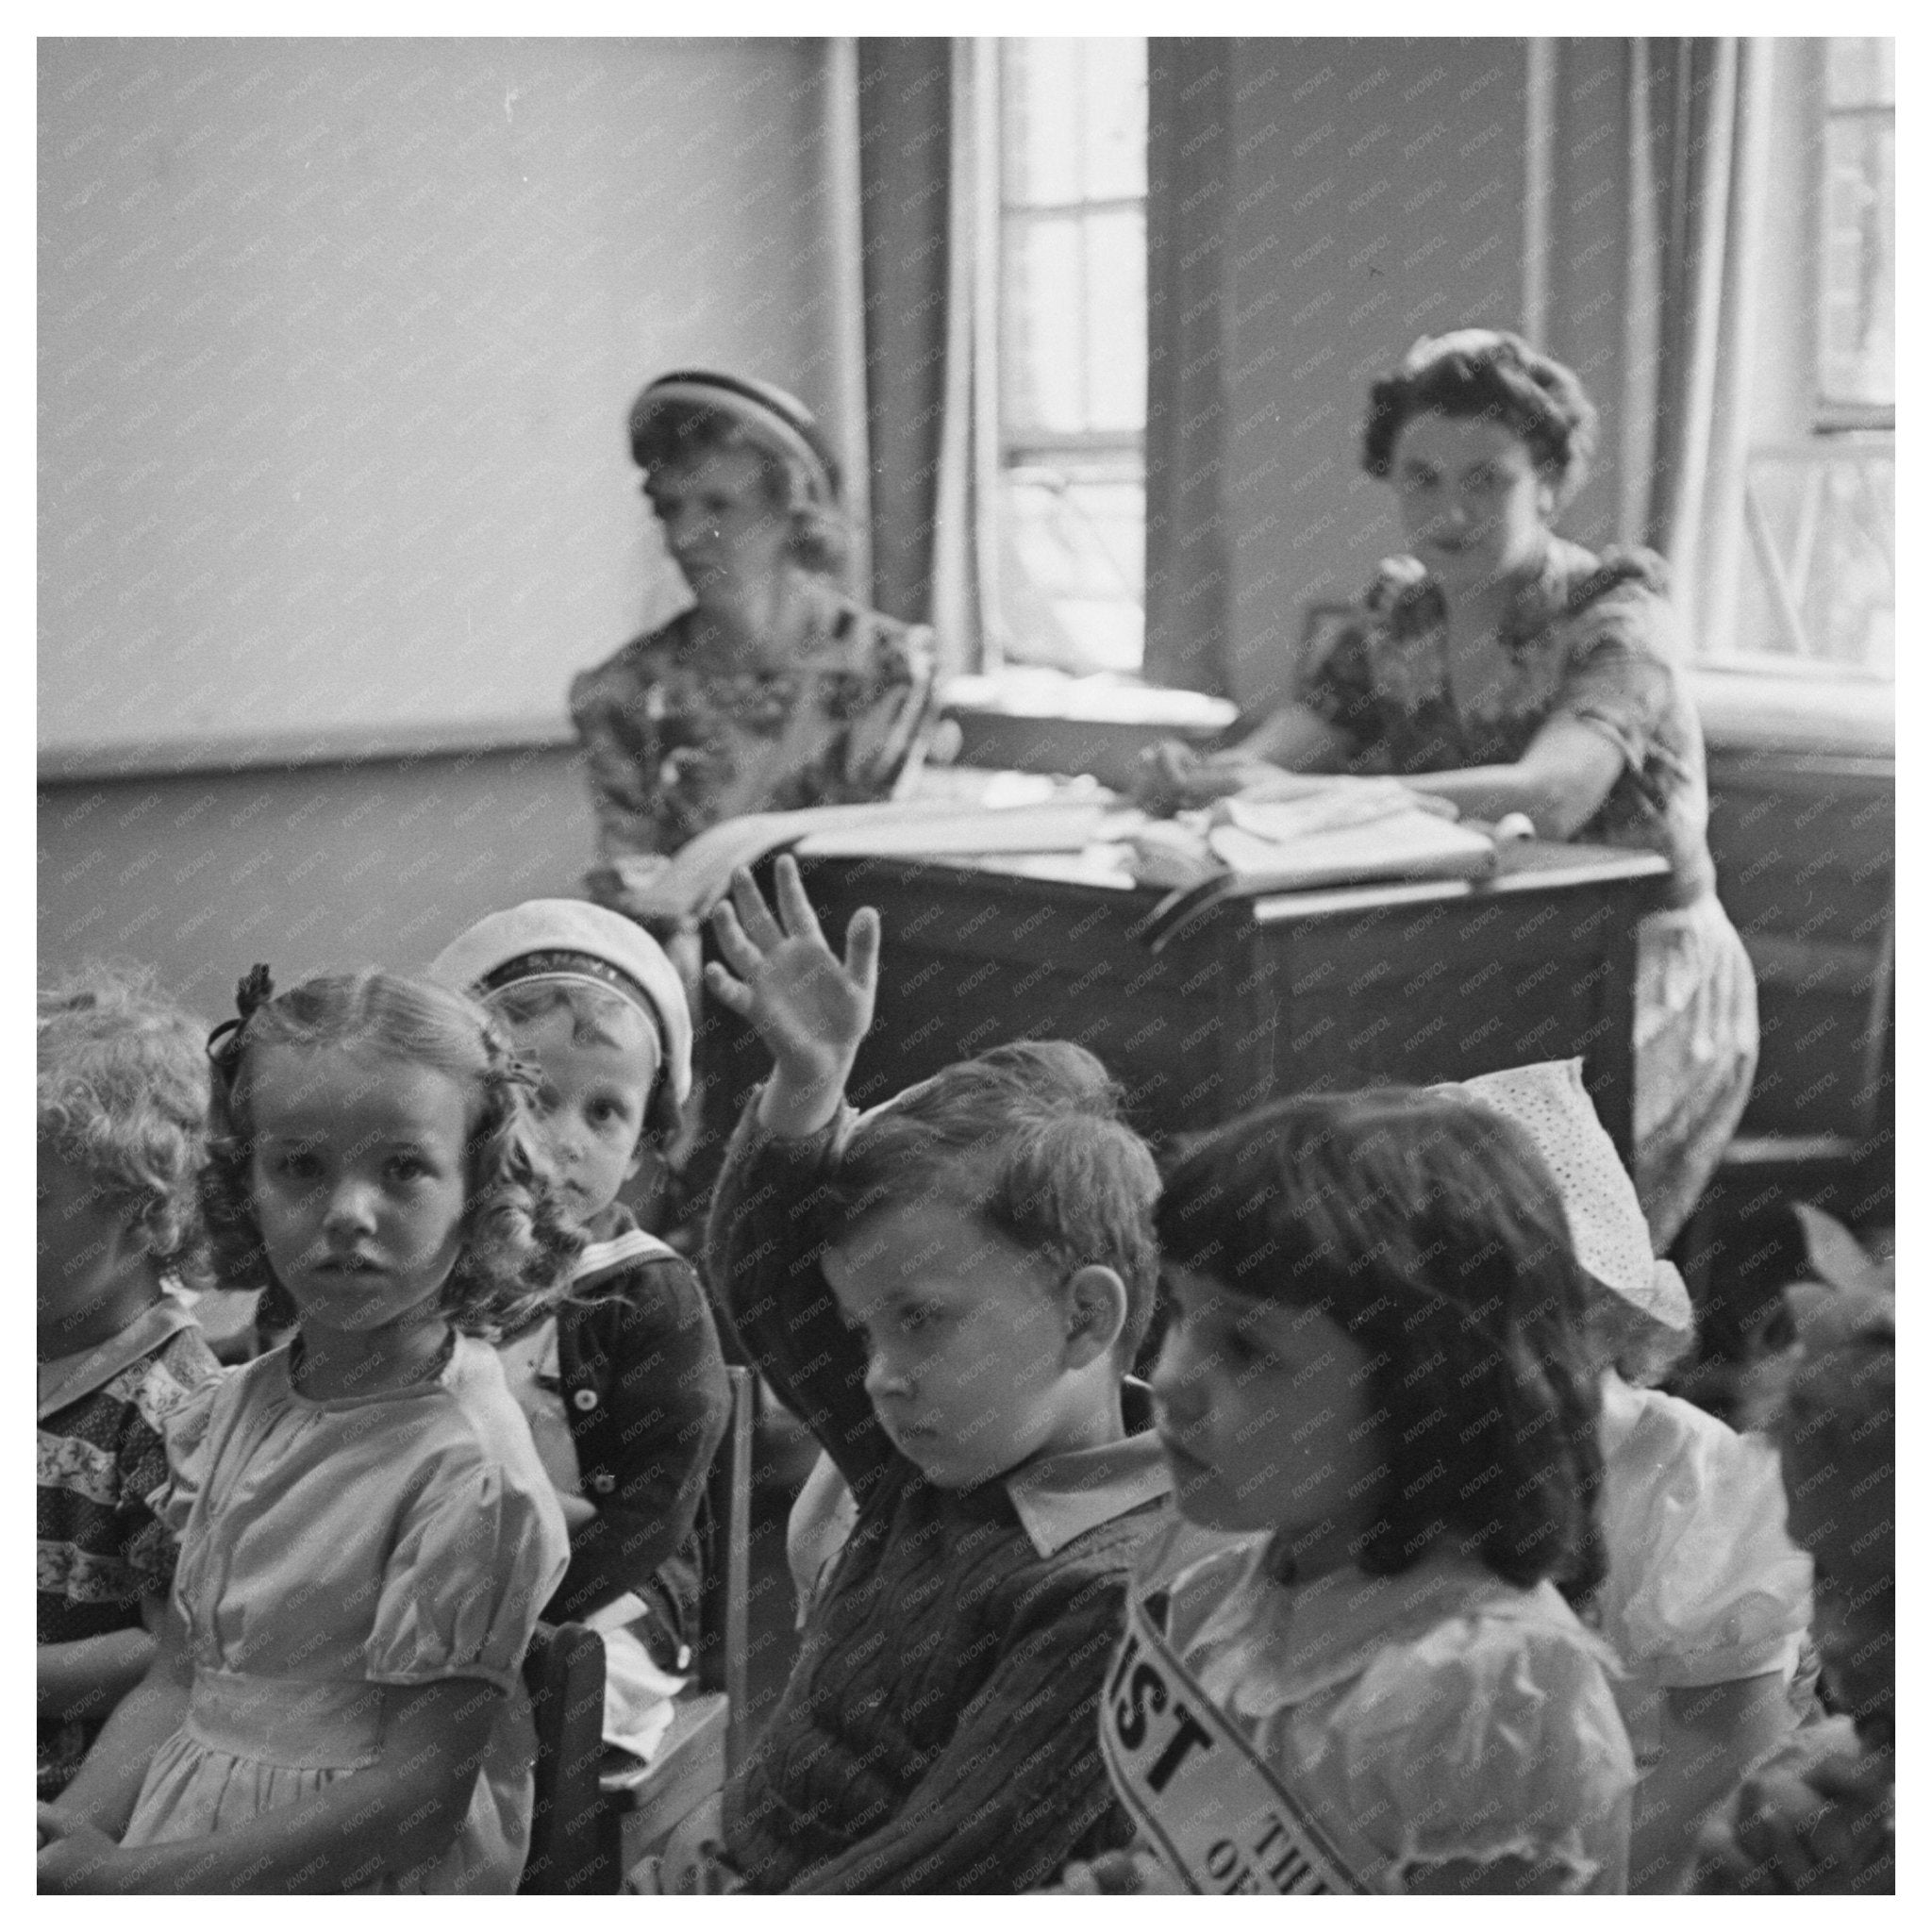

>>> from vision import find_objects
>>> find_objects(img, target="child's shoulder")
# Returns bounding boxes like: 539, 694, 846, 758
1599, 1374, 1786, 1523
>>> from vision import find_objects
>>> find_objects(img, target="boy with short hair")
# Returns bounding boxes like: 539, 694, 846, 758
697, 856, 1171, 1893
37, 967, 222, 1798
428, 902, 729, 1747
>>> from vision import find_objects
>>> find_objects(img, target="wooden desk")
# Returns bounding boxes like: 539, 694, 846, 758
694, 842, 1672, 1169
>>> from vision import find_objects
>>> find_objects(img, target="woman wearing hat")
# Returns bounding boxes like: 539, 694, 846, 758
1136, 330, 1757, 1247
573, 372, 938, 912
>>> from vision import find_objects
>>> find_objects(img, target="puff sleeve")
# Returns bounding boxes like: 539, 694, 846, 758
149, 1370, 225, 1543
364, 1452, 570, 1695
1597, 1384, 1813, 1692
1548, 564, 1680, 778
1334, 1615, 1637, 1892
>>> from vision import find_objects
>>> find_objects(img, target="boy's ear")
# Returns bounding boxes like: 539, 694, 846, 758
1062, 1265, 1128, 1370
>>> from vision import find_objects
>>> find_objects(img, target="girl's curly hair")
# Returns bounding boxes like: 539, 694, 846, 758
39, 963, 214, 1288
201, 970, 581, 1334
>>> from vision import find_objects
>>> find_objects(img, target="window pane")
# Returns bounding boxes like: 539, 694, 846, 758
1004, 214, 1088, 436
1826, 36, 1893, 108
1004, 40, 1083, 206
1078, 39, 1148, 200
1818, 117, 1894, 408
998, 470, 1145, 674
1083, 208, 1146, 429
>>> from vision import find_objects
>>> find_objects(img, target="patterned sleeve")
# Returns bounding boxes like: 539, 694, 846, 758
1338, 1618, 1637, 1891
570, 651, 674, 862
1295, 610, 1381, 742
365, 1451, 570, 1693
1548, 566, 1681, 774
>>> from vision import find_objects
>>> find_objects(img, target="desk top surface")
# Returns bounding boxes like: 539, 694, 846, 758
803, 840, 1672, 922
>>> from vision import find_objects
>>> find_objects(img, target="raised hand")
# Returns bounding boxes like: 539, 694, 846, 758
706, 854, 880, 1139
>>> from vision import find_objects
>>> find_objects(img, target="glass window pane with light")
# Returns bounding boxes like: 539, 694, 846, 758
994, 38, 1148, 675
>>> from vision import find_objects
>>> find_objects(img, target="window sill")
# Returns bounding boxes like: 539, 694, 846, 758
940, 669, 1236, 732
1690, 665, 1894, 762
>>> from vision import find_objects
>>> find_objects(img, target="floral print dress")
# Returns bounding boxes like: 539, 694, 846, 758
569, 592, 937, 867
1300, 540, 1757, 1244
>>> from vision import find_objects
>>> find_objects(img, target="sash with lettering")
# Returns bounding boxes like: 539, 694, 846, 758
1099, 1537, 1382, 1895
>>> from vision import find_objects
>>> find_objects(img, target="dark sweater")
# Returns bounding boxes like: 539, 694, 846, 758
704, 1097, 1168, 1893
541, 1205, 730, 1630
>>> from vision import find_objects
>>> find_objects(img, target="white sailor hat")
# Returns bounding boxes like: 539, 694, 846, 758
427, 899, 692, 1108
628, 369, 840, 508
1436, 1058, 1692, 1331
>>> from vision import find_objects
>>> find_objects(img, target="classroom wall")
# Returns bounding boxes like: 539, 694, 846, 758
39, 37, 840, 766
1180, 40, 1536, 710
38, 746, 594, 1018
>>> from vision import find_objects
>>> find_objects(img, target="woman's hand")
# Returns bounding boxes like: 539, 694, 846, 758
37, 1807, 122, 1893
1132, 741, 1282, 815
707, 855, 879, 1140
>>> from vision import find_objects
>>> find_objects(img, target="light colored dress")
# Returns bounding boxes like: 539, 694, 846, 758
120, 1336, 568, 1893
1301, 539, 1757, 1244
1595, 1373, 1814, 1766
1157, 1537, 1636, 1892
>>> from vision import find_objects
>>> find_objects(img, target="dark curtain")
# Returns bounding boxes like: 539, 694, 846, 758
855, 38, 953, 630
1141, 40, 1236, 697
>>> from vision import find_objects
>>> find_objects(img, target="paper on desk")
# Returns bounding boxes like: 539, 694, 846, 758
1206, 810, 1496, 890
609, 797, 1111, 925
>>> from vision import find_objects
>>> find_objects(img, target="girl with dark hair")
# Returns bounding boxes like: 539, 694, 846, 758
1136, 329, 1757, 1246
1065, 1087, 1635, 1895
573, 371, 939, 919
39, 971, 576, 1892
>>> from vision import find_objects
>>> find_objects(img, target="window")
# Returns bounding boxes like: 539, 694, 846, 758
1817, 37, 1894, 425
991, 38, 1148, 675
1732, 37, 1892, 679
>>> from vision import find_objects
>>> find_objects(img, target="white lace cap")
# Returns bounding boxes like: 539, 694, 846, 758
1435, 1058, 1692, 1331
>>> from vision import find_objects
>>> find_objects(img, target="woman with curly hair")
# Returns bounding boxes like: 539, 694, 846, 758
39, 970, 578, 1893
1137, 330, 1756, 1244
572, 371, 938, 924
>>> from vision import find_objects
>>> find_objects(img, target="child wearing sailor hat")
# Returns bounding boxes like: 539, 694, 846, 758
429, 900, 729, 1764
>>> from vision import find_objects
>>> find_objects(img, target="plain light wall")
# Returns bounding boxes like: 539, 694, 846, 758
39, 747, 594, 1015
39, 37, 840, 763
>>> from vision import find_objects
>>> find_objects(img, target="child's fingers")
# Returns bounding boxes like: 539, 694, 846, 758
843, 905, 881, 993
772, 853, 829, 950
728, 866, 786, 952
702, 961, 755, 1016
708, 901, 767, 981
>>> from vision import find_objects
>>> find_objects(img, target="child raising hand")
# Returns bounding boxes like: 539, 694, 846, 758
693, 856, 1172, 1892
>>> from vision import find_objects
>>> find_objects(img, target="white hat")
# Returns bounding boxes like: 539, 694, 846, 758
427, 899, 692, 1108
1435, 1058, 1693, 1331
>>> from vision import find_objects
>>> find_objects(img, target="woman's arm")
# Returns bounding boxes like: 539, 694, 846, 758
40, 1677, 502, 1894
1233, 700, 1359, 773
1395, 713, 1624, 837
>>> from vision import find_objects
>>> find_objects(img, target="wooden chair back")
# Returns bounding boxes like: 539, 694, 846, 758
519, 1619, 618, 1894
